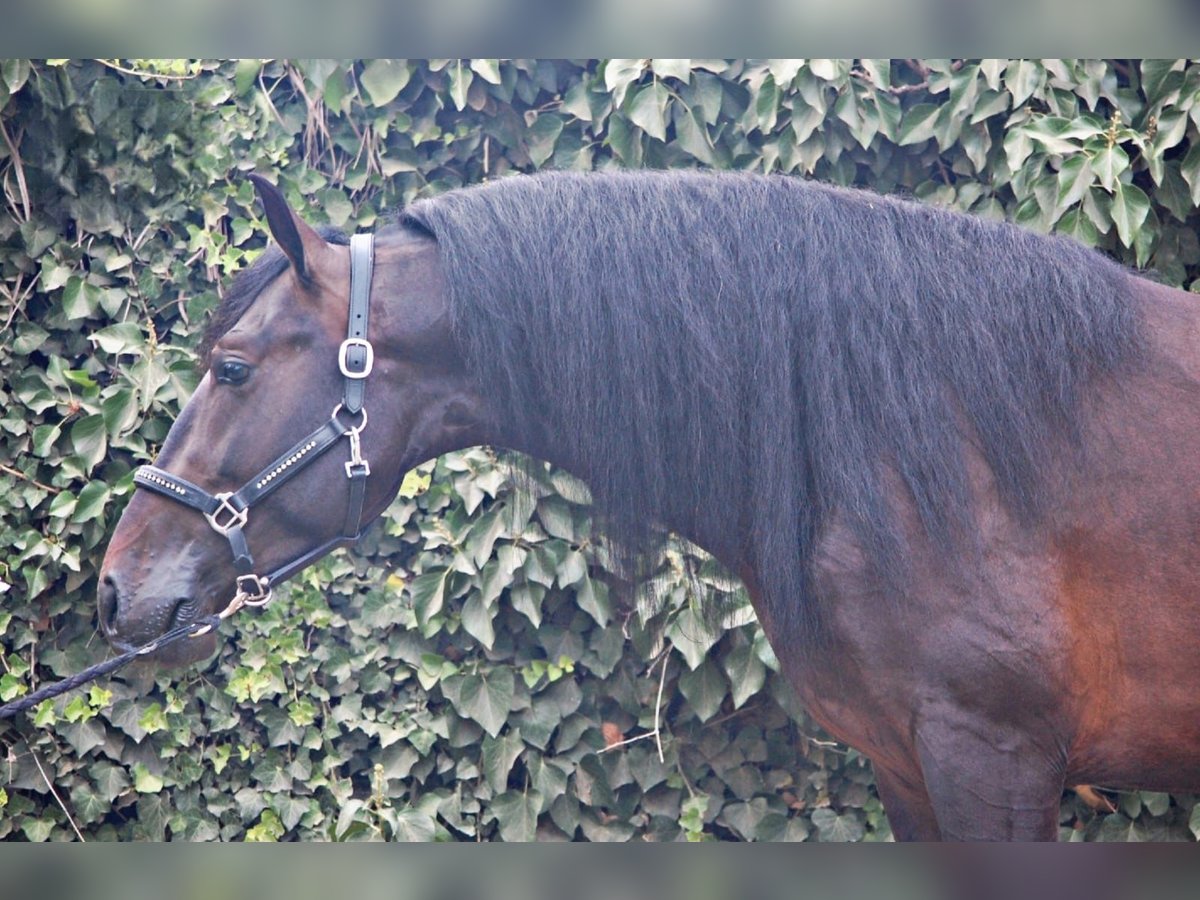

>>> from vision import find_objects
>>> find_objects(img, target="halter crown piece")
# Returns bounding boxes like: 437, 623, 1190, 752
133, 233, 377, 619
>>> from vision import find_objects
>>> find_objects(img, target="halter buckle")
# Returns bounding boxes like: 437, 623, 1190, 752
205, 492, 248, 535
339, 338, 374, 379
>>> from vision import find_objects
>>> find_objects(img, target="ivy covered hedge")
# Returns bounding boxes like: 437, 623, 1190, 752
2, 59, 1200, 841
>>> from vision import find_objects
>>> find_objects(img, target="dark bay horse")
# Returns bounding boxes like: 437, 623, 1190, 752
99, 170, 1200, 840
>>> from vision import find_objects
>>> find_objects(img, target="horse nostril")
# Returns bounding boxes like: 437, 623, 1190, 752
98, 575, 120, 634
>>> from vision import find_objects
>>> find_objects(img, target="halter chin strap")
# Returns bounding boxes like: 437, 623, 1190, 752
133, 233, 376, 611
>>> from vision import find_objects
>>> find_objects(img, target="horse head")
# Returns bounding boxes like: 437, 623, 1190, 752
98, 177, 485, 664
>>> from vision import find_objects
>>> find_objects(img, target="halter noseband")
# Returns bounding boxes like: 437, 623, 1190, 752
133, 234, 376, 613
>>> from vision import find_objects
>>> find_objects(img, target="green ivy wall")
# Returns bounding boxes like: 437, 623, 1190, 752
2, 59, 1199, 841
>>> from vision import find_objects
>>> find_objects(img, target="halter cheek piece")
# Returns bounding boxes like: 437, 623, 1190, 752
133, 234, 376, 617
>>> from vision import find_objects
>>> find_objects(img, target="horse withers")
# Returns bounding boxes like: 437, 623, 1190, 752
99, 171, 1200, 840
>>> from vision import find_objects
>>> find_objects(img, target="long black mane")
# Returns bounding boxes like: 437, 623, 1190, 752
403, 171, 1140, 640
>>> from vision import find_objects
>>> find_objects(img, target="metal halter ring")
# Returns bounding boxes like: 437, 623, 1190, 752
205, 492, 248, 535
332, 403, 368, 435
236, 574, 273, 607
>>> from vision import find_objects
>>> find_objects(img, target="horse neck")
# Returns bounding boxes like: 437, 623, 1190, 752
377, 225, 753, 574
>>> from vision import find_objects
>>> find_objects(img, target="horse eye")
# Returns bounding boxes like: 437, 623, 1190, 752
216, 360, 252, 386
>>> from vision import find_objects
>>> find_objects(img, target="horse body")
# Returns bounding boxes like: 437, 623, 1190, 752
791, 283, 1200, 838
98, 172, 1200, 840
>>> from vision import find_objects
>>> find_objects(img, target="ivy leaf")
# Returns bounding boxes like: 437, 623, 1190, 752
335, 799, 365, 839
1141, 58, 1183, 105
89, 322, 144, 355
557, 549, 587, 588
897, 104, 940, 146
651, 59, 691, 82
102, 388, 140, 437
454, 670, 514, 737
481, 729, 525, 794
1006, 59, 1044, 107
448, 61, 473, 111
808, 59, 846, 82
627, 82, 670, 142
1023, 116, 1097, 154
575, 575, 611, 628
393, 808, 438, 842
722, 640, 766, 709
1092, 144, 1130, 192
1057, 208, 1101, 246
603, 59, 646, 107
469, 59, 502, 85
1157, 161, 1195, 223
460, 593, 495, 649
1110, 180, 1151, 248
721, 797, 772, 841
754, 75, 780, 133
811, 807, 866, 842
61, 277, 98, 319
21, 818, 55, 842
667, 606, 720, 670
491, 789, 543, 842
537, 496, 577, 540
70, 414, 107, 471
674, 105, 716, 165
605, 114, 642, 165
359, 59, 411, 105
1055, 154, 1094, 212
1178, 143, 1200, 205
526, 113, 564, 168
767, 59, 805, 86
132, 763, 164, 794
677, 657, 727, 722
69, 782, 112, 824
790, 103, 825, 145
1097, 814, 1145, 842
72, 481, 109, 523
89, 761, 130, 802
510, 580, 546, 628
408, 569, 447, 625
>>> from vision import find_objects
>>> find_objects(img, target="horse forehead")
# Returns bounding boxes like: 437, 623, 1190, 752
223, 275, 342, 345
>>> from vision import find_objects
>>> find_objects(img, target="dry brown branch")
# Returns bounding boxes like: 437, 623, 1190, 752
31, 750, 86, 842
0, 464, 61, 495
0, 118, 30, 222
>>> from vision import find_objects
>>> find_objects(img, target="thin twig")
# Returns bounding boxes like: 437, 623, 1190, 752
257, 70, 287, 127
703, 701, 759, 730
600, 730, 658, 753
653, 650, 668, 763
0, 464, 61, 495
600, 652, 671, 763
801, 732, 850, 755
2, 272, 37, 334
850, 59, 966, 97
93, 59, 198, 82
0, 118, 30, 222
31, 750, 86, 842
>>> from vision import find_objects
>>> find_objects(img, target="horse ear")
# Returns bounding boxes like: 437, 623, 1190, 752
248, 174, 332, 286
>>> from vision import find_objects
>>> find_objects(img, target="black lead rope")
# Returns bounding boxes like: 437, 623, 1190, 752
0, 609, 228, 721
0, 234, 376, 723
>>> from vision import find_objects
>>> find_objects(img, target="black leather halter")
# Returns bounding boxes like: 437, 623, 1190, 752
133, 234, 376, 612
